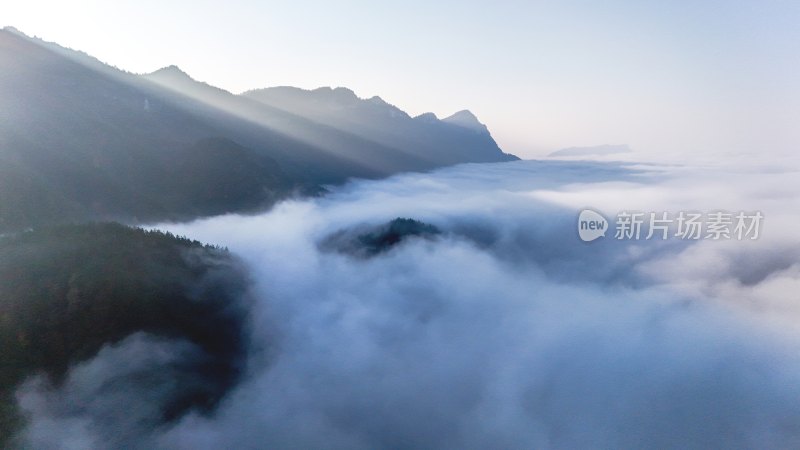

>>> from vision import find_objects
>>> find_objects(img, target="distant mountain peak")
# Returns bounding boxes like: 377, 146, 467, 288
244, 86, 411, 118
144, 64, 234, 95
332, 86, 355, 95
149, 65, 192, 79
415, 112, 439, 122
443, 110, 488, 133
311, 86, 359, 101
368, 95, 388, 105
446, 109, 479, 121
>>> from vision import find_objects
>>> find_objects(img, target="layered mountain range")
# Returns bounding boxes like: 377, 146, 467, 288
0, 27, 516, 232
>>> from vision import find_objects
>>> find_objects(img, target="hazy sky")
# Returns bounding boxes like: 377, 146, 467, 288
3, 0, 799, 158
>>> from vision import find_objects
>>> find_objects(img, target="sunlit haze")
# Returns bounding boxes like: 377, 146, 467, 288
4, 0, 798, 159
6, 3, 800, 447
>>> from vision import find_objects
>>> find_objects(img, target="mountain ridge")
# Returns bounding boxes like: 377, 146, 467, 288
0, 27, 517, 232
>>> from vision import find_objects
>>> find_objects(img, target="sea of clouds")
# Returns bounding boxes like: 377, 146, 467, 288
16, 159, 800, 449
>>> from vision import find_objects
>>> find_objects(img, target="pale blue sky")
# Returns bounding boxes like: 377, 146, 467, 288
3, 0, 798, 158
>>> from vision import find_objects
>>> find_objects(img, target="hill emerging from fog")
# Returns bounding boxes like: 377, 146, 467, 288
0, 223, 250, 446
0, 27, 516, 232
320, 217, 442, 258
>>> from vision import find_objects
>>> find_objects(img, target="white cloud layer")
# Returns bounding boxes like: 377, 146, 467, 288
18, 159, 800, 449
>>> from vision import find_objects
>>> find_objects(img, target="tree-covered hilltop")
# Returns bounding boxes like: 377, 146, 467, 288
0, 223, 251, 444
321, 218, 442, 258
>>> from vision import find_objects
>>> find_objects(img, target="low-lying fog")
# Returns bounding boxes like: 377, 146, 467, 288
18, 159, 800, 449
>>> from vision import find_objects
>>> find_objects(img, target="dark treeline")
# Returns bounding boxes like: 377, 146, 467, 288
0, 223, 251, 445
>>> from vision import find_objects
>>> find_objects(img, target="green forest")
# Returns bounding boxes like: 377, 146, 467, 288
0, 223, 250, 444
